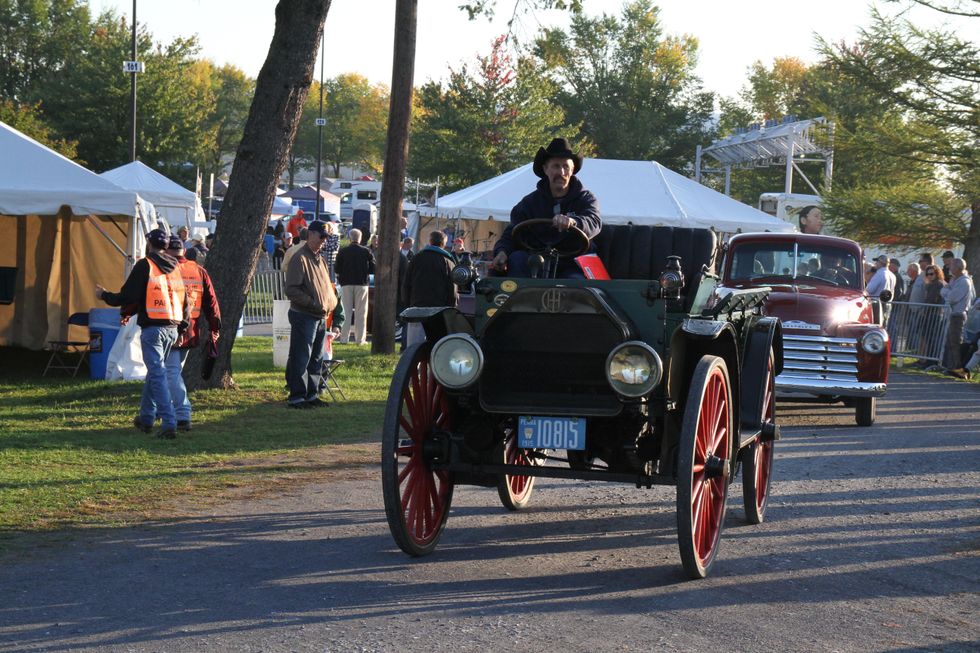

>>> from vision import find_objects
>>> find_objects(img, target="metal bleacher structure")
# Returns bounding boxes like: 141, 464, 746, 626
695, 116, 835, 196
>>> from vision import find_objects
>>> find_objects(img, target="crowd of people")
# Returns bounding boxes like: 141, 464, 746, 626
869, 250, 979, 379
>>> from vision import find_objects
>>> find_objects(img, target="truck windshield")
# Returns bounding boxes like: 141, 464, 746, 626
730, 242, 860, 288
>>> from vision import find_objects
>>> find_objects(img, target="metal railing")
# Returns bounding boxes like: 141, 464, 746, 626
885, 301, 950, 367
243, 270, 286, 325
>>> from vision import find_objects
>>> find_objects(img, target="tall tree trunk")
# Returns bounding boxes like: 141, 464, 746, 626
372, 0, 418, 355
964, 201, 980, 275
185, 0, 332, 390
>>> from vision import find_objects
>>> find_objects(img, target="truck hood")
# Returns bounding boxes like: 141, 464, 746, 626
761, 284, 874, 335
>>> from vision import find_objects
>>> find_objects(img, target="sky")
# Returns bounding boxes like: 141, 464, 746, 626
87, 0, 976, 102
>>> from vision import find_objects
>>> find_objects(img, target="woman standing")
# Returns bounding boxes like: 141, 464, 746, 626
917, 265, 947, 362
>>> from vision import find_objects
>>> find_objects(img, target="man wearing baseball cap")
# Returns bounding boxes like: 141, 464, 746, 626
96, 228, 188, 439
284, 220, 344, 408
165, 235, 222, 431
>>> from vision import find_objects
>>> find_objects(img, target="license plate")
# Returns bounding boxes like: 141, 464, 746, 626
517, 416, 586, 450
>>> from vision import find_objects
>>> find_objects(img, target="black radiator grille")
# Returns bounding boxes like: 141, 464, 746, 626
479, 312, 624, 416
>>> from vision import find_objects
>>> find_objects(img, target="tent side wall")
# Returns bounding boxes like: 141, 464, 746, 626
0, 212, 130, 349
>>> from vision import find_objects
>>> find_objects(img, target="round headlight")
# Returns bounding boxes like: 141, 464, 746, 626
430, 334, 484, 389
605, 341, 663, 398
861, 330, 887, 354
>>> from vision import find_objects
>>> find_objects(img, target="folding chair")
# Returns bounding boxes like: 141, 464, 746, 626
44, 312, 91, 377
318, 358, 347, 401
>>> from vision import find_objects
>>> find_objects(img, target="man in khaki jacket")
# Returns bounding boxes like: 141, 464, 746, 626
284, 220, 344, 408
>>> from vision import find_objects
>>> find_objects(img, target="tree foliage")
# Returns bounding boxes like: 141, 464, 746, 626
410, 36, 580, 192
288, 74, 389, 183
532, 0, 715, 170
0, 99, 78, 158
818, 7, 979, 266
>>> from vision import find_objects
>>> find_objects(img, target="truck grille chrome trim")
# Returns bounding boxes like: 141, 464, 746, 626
775, 334, 885, 397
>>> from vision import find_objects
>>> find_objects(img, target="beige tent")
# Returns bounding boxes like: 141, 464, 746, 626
0, 122, 149, 349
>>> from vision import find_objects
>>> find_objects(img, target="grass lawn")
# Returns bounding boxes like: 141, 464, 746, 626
0, 337, 397, 539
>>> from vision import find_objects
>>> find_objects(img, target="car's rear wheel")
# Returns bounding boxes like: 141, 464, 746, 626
497, 429, 538, 510
742, 351, 775, 524
381, 342, 454, 556
855, 396, 876, 426
677, 355, 732, 579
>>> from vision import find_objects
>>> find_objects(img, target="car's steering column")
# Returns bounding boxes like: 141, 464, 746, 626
511, 218, 590, 279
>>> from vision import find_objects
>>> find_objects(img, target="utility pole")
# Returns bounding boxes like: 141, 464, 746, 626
314, 31, 326, 221
123, 0, 144, 162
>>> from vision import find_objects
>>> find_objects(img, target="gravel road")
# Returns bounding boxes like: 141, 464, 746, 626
1, 371, 977, 653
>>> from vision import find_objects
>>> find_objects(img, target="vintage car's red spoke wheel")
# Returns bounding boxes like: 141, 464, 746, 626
381, 342, 454, 556
677, 355, 732, 579
742, 352, 775, 524
497, 430, 538, 511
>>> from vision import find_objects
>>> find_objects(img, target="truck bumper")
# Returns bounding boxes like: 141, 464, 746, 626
775, 374, 887, 398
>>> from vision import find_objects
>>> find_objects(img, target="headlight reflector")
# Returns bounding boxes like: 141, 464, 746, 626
605, 341, 663, 398
430, 334, 483, 389
861, 330, 887, 354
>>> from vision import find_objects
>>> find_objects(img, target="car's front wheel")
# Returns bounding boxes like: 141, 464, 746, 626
855, 396, 877, 426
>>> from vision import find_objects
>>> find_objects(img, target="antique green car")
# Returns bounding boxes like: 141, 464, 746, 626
383, 222, 783, 579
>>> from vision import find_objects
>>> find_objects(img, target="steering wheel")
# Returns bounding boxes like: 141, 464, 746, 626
511, 218, 590, 259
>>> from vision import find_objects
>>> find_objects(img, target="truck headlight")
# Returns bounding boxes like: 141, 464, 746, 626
605, 341, 663, 398
430, 334, 483, 389
861, 330, 887, 354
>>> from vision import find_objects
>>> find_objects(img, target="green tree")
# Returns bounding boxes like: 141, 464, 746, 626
200, 62, 254, 178
532, 0, 715, 169
0, 0, 92, 101
287, 74, 388, 185
0, 99, 78, 158
409, 36, 580, 192
34, 11, 212, 185
818, 7, 980, 267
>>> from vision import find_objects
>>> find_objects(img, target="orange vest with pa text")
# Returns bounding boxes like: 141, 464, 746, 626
145, 258, 185, 322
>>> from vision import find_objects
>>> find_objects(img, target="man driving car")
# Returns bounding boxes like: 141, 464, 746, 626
491, 138, 601, 278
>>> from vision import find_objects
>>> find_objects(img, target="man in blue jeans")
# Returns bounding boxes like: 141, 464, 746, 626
284, 220, 344, 408
96, 228, 187, 438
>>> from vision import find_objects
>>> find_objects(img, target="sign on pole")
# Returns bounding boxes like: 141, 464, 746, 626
122, 61, 145, 73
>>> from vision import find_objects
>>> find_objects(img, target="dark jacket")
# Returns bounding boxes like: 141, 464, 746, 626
100, 250, 186, 329
403, 245, 457, 308
493, 176, 601, 257
335, 242, 375, 286
173, 257, 222, 350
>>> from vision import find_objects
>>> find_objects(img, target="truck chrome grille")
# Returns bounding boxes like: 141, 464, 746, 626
778, 334, 859, 383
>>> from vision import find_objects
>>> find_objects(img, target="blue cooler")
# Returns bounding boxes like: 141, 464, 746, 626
88, 308, 122, 380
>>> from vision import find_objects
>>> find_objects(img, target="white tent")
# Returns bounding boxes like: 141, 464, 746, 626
100, 160, 205, 229
0, 121, 150, 349
420, 159, 794, 251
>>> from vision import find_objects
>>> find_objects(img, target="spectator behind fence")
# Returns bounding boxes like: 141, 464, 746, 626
335, 228, 375, 346
906, 262, 923, 303
281, 228, 307, 272
867, 255, 896, 298
911, 265, 947, 366
941, 250, 955, 282
323, 221, 340, 282
948, 296, 980, 380
941, 258, 976, 369
889, 258, 905, 302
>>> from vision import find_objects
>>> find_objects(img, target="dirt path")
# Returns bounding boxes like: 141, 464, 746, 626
0, 372, 977, 652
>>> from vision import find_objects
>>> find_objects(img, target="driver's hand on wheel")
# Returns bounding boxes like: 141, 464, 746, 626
492, 251, 508, 271
553, 214, 576, 232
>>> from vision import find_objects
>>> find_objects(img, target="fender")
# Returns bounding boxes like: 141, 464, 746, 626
740, 316, 782, 434
400, 306, 474, 341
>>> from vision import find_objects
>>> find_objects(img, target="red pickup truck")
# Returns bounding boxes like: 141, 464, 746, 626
720, 232, 889, 426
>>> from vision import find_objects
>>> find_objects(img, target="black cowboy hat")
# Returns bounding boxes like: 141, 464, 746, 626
532, 138, 583, 178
